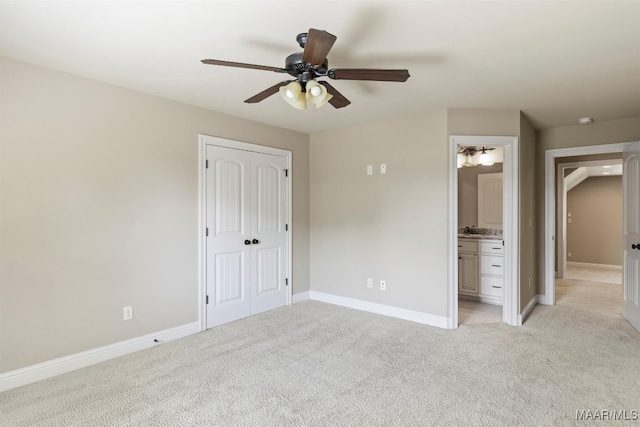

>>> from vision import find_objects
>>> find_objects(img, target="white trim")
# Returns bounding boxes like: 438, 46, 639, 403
0, 322, 200, 392
544, 142, 632, 307
518, 295, 538, 325
292, 291, 310, 304
309, 291, 449, 329
450, 135, 519, 328
198, 135, 293, 330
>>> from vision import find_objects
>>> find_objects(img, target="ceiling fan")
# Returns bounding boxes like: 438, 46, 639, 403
201, 28, 410, 110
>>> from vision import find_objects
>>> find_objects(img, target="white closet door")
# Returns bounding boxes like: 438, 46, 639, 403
206, 145, 252, 327
478, 172, 503, 229
622, 141, 640, 333
250, 153, 287, 314
206, 146, 288, 328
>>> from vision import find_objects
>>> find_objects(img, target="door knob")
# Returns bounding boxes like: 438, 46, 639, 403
252, 239, 259, 245
633, 243, 640, 250
244, 240, 251, 245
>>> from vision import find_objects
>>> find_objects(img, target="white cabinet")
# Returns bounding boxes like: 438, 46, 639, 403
459, 253, 478, 294
458, 238, 504, 305
458, 240, 478, 295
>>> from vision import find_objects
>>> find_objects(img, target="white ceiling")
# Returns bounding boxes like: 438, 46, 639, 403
1, 1, 639, 135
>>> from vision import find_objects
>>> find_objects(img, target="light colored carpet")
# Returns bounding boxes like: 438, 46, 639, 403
1, 296, 639, 426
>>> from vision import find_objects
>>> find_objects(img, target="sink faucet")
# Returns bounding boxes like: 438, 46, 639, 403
464, 226, 471, 234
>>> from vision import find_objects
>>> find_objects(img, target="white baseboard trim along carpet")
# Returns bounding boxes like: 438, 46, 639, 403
292, 291, 310, 304
518, 295, 539, 325
309, 291, 449, 329
2, 300, 639, 425
0, 321, 200, 392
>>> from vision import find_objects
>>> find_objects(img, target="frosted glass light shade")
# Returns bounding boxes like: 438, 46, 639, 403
279, 82, 306, 110
305, 80, 333, 108
463, 154, 475, 167
479, 150, 494, 166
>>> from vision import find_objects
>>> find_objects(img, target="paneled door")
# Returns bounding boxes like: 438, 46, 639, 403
478, 172, 503, 229
206, 145, 287, 328
622, 141, 640, 333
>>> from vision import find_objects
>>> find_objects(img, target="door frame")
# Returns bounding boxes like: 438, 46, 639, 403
449, 135, 519, 328
556, 158, 622, 279
198, 134, 293, 331
543, 142, 632, 305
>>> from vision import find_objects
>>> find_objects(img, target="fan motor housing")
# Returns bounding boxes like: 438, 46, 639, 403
285, 53, 329, 81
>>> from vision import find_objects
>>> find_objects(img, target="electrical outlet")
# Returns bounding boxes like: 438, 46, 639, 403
380, 280, 386, 291
123, 306, 133, 320
367, 165, 373, 175
367, 278, 373, 288
380, 164, 386, 174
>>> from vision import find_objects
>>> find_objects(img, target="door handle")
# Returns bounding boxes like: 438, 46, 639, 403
244, 240, 251, 245
252, 239, 259, 245
633, 243, 640, 250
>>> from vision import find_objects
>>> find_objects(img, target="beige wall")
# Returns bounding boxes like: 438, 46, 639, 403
310, 109, 449, 316
566, 176, 623, 266
458, 163, 503, 227
535, 117, 640, 295
448, 109, 520, 136
0, 57, 310, 372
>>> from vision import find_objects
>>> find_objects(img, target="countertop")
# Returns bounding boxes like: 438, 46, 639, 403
458, 234, 502, 241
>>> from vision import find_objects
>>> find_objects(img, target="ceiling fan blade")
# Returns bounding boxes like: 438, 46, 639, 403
201, 59, 285, 73
318, 81, 351, 109
302, 29, 337, 66
328, 68, 410, 82
244, 81, 293, 103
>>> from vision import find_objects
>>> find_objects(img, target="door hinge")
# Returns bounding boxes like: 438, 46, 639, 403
206, 159, 209, 169
285, 224, 289, 231
206, 227, 209, 237
285, 278, 289, 286
284, 169, 289, 177
206, 295, 209, 304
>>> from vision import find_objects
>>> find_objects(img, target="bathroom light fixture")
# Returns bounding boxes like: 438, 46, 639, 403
478, 148, 494, 166
578, 117, 594, 125
458, 146, 496, 167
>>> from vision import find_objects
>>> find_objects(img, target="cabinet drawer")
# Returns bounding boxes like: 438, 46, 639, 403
480, 241, 504, 255
480, 255, 504, 276
458, 240, 478, 253
480, 276, 504, 297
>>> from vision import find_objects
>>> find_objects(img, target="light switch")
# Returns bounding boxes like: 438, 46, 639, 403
367, 165, 373, 175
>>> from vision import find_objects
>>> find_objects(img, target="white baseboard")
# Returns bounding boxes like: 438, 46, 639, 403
0, 321, 200, 392
518, 295, 538, 325
567, 261, 622, 271
292, 291, 310, 304
309, 291, 448, 329
537, 293, 553, 305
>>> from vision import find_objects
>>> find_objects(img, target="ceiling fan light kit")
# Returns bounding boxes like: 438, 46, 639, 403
201, 28, 410, 110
